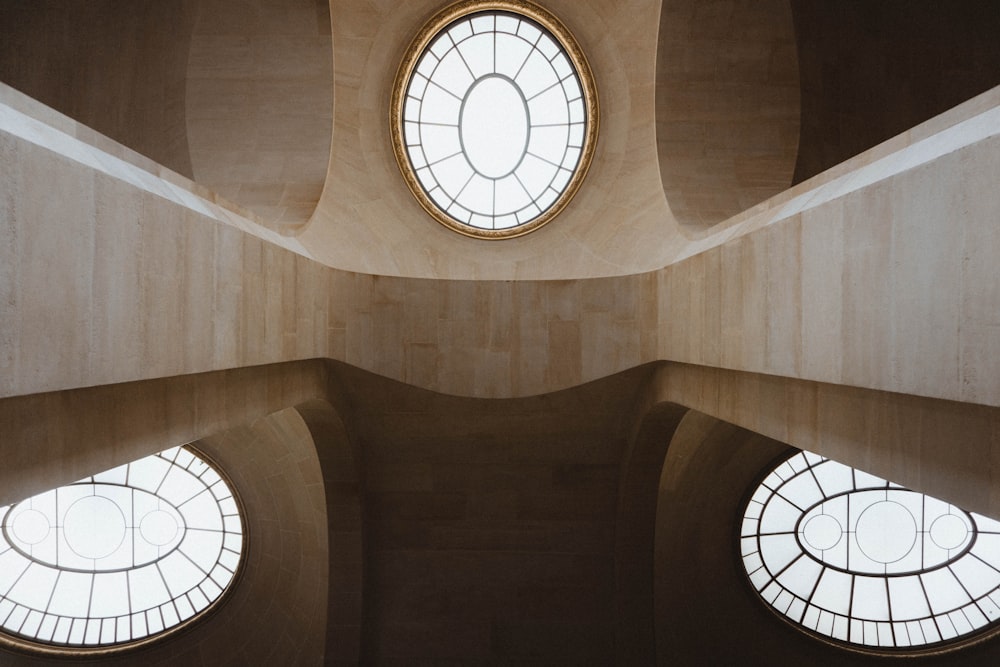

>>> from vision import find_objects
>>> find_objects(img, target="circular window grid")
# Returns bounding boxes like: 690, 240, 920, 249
390, 0, 599, 239
739, 450, 1000, 655
0, 445, 245, 657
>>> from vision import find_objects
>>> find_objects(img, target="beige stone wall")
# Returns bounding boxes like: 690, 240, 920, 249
2, 2, 1000, 662
0, 86, 660, 400
657, 112, 1000, 407
334, 364, 644, 664
3, 82, 1000, 522
4, 84, 999, 406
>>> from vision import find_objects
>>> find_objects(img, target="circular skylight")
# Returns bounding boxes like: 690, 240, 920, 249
391, 0, 598, 238
740, 450, 1000, 652
0, 446, 244, 654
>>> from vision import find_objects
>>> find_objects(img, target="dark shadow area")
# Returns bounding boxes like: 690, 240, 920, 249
792, 0, 1000, 183
0, 0, 197, 177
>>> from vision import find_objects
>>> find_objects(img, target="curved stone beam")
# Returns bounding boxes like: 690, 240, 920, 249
5, 84, 999, 407
0, 361, 328, 508
646, 363, 1000, 529
651, 411, 807, 664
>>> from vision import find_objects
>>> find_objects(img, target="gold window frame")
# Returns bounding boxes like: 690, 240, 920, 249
390, 0, 599, 239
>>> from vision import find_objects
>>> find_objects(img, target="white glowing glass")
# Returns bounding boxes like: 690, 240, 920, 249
741, 451, 1000, 650
402, 10, 586, 230
0, 446, 243, 649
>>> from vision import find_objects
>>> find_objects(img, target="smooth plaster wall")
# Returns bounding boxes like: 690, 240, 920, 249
656, 0, 800, 231
0, 0, 197, 178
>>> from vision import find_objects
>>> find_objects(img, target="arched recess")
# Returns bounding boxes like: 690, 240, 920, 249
190, 408, 331, 665
0, 362, 365, 665
650, 410, 1000, 666
616, 394, 805, 664
0, 406, 331, 665
652, 410, 793, 665
295, 398, 365, 666
185, 0, 334, 230
656, 0, 800, 233
615, 399, 689, 664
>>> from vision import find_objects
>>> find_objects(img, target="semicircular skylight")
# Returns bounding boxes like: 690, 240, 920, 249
740, 450, 1000, 652
0, 445, 244, 653
391, 0, 598, 239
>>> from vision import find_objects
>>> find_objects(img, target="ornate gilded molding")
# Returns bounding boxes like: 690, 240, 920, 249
390, 0, 599, 239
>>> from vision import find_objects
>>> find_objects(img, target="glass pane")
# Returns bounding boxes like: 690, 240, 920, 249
397, 9, 590, 232
0, 446, 244, 648
740, 449, 1000, 650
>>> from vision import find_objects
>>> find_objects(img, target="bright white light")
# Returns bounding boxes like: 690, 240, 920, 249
801, 513, 842, 551
0, 446, 243, 649
741, 451, 1000, 649
403, 10, 586, 230
63, 495, 127, 559
854, 501, 916, 564
461, 76, 528, 177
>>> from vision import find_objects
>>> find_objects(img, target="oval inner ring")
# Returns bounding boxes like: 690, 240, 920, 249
459, 74, 530, 179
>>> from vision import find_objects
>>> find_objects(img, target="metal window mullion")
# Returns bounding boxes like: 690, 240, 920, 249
450, 32, 478, 81
2, 559, 33, 597
916, 573, 945, 641
525, 77, 563, 103
511, 33, 540, 82
176, 546, 211, 579
41, 569, 61, 616
800, 565, 828, 625
885, 575, 897, 647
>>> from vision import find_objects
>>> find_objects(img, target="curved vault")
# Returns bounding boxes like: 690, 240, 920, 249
184, 0, 334, 230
